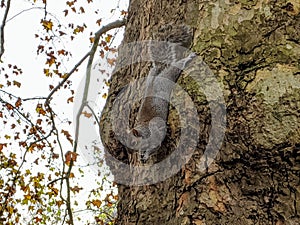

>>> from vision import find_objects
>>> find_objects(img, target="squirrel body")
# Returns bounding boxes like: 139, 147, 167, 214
132, 25, 195, 160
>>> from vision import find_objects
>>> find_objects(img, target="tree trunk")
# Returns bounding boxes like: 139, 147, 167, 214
100, 0, 300, 224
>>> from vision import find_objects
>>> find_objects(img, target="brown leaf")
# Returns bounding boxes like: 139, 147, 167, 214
107, 58, 116, 66
64, 151, 78, 165
79, 7, 85, 13
15, 98, 22, 108
82, 111, 92, 118
6, 103, 13, 110
13, 80, 21, 88
0, 143, 7, 151
96, 19, 102, 26
91, 199, 102, 208
61, 130, 73, 145
70, 185, 83, 193
67, 96, 74, 103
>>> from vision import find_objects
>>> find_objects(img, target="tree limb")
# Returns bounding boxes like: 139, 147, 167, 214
45, 19, 126, 106
0, 0, 11, 60
62, 19, 126, 225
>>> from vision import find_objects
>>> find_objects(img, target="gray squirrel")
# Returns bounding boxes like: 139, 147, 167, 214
131, 24, 196, 161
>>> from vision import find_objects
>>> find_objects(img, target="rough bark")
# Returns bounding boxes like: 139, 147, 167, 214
100, 0, 300, 224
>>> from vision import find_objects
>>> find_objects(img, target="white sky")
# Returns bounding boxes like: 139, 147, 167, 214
1, 0, 129, 223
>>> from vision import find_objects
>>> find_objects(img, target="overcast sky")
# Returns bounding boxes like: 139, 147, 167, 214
1, 0, 128, 223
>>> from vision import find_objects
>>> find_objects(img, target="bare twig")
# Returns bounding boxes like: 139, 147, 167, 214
0, 0, 11, 60
0, 88, 46, 101
7, 7, 46, 23
61, 19, 125, 225
45, 52, 90, 105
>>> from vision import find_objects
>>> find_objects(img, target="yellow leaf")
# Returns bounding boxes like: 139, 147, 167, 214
13, 80, 21, 88
36, 104, 46, 115
105, 34, 112, 43
41, 19, 53, 31
56, 200, 64, 208
92, 199, 102, 208
4, 135, 11, 140
24, 194, 31, 200
46, 56, 56, 66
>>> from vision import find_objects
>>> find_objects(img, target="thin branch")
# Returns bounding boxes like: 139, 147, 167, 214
45, 51, 90, 105
47, 176, 67, 187
7, 7, 45, 23
0, 89, 47, 101
45, 19, 126, 106
57, 19, 125, 225
86, 104, 100, 127
23, 96, 47, 101
0, 0, 11, 60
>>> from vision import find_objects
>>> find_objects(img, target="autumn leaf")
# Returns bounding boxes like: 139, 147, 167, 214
52, 153, 59, 159
15, 98, 22, 108
105, 34, 112, 43
91, 199, 102, 208
96, 19, 102, 26
65, 151, 78, 165
37, 45, 44, 54
70, 186, 83, 193
36, 119, 42, 125
82, 111, 92, 118
57, 49, 66, 55
73, 25, 85, 34
102, 93, 107, 99
61, 130, 73, 145
0, 143, 7, 151
44, 68, 52, 77
36, 104, 46, 115
13, 80, 21, 88
107, 58, 116, 66
46, 55, 56, 67
67, 96, 74, 103
66, 1, 74, 7
121, 10, 128, 15
41, 19, 53, 31
35, 217, 42, 223
4, 135, 11, 139
99, 50, 105, 58
56, 200, 64, 208
104, 80, 110, 87
49, 186, 59, 196
5, 103, 13, 110
79, 7, 85, 13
